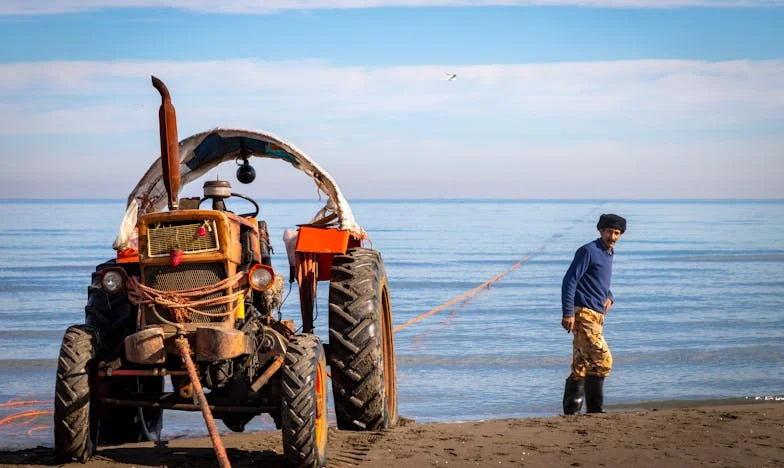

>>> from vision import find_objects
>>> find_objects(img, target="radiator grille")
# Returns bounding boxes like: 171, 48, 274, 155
147, 220, 219, 257
143, 262, 230, 324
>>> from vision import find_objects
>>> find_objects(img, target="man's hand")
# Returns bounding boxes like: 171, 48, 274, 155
561, 316, 575, 333
604, 298, 612, 314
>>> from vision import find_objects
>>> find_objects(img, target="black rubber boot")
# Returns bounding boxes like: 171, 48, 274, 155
585, 375, 605, 413
562, 376, 585, 415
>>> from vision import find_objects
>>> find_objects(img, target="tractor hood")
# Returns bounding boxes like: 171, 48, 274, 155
113, 128, 363, 251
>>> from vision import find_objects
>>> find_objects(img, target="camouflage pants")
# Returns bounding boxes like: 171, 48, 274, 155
570, 307, 613, 379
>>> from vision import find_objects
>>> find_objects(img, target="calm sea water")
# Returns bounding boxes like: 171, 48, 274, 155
1, 199, 783, 449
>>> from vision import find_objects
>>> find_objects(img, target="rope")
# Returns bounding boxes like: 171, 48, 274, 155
394, 204, 607, 336
410, 293, 478, 350
393, 246, 543, 334
128, 273, 246, 324
175, 335, 232, 468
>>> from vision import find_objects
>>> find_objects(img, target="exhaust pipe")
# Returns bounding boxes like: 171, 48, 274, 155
151, 76, 181, 211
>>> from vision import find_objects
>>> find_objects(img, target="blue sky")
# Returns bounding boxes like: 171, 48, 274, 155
1, 1, 783, 199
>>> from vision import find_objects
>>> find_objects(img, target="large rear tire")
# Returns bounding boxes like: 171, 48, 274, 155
281, 334, 328, 468
54, 325, 96, 463
328, 248, 398, 431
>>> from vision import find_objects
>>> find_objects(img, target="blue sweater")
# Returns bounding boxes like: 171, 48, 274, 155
561, 238, 614, 318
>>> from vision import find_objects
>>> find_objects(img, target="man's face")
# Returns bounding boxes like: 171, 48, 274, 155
599, 228, 623, 250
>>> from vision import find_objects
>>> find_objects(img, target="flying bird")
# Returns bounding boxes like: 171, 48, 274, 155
444, 72, 457, 81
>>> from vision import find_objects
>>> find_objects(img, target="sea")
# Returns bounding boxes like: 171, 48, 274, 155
1, 198, 783, 450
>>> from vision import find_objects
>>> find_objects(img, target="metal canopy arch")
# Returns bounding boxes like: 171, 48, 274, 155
113, 128, 363, 251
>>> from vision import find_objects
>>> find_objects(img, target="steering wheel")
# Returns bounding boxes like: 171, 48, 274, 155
232, 192, 260, 218
199, 192, 260, 218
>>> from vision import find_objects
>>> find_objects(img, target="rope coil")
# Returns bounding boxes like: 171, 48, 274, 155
128, 272, 247, 324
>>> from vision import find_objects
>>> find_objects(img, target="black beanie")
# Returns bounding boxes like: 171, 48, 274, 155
597, 214, 626, 233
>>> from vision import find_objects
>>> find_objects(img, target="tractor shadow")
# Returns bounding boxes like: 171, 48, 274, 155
97, 445, 284, 467
0, 445, 284, 467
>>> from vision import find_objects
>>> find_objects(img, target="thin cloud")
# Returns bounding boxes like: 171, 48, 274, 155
1, 59, 782, 135
1, 0, 783, 15
1, 58, 782, 198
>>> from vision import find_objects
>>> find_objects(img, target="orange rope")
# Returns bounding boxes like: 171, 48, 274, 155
0, 410, 52, 427
5, 393, 48, 403
296, 252, 319, 332
0, 400, 47, 408
393, 246, 543, 333
26, 425, 50, 437
128, 273, 247, 324
411, 293, 477, 350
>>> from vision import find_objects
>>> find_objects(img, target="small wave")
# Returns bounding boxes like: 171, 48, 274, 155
396, 355, 568, 368
643, 253, 784, 262
678, 254, 784, 262
0, 264, 101, 273
0, 330, 65, 340
0, 228, 95, 234
0, 282, 86, 293
395, 344, 784, 369
0, 359, 56, 370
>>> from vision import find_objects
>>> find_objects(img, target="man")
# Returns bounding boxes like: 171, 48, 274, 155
561, 213, 626, 415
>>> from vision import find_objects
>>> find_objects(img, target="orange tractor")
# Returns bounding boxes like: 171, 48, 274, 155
53, 77, 397, 467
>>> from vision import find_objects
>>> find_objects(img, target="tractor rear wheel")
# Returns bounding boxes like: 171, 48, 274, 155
54, 325, 96, 462
281, 334, 328, 468
328, 248, 398, 431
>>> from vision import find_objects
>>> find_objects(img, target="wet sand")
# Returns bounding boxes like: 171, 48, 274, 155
1, 399, 782, 467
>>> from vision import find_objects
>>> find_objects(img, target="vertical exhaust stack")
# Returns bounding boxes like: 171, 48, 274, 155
151, 76, 181, 211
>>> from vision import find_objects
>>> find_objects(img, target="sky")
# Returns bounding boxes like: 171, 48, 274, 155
1, 0, 782, 199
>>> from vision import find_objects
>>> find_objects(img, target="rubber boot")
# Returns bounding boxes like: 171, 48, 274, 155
562, 376, 585, 415
585, 375, 605, 413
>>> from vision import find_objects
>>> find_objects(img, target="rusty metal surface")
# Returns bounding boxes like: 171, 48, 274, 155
195, 327, 247, 361
250, 354, 284, 392
151, 76, 181, 211
124, 327, 166, 364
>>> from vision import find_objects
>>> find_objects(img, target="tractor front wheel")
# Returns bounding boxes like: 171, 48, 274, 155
281, 334, 328, 468
54, 325, 97, 463
328, 248, 398, 431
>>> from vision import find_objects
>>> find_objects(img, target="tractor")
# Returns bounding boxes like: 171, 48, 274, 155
53, 76, 397, 468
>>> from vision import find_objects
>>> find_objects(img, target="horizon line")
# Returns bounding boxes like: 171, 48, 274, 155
1, 197, 782, 203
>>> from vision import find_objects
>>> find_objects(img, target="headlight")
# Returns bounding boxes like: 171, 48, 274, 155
248, 264, 275, 291
101, 269, 125, 293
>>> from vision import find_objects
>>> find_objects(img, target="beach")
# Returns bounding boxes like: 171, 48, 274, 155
1, 200, 783, 466
1, 399, 782, 467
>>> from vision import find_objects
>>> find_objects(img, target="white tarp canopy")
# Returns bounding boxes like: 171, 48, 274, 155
113, 128, 363, 251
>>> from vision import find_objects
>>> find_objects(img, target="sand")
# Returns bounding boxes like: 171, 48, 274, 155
1, 399, 782, 467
